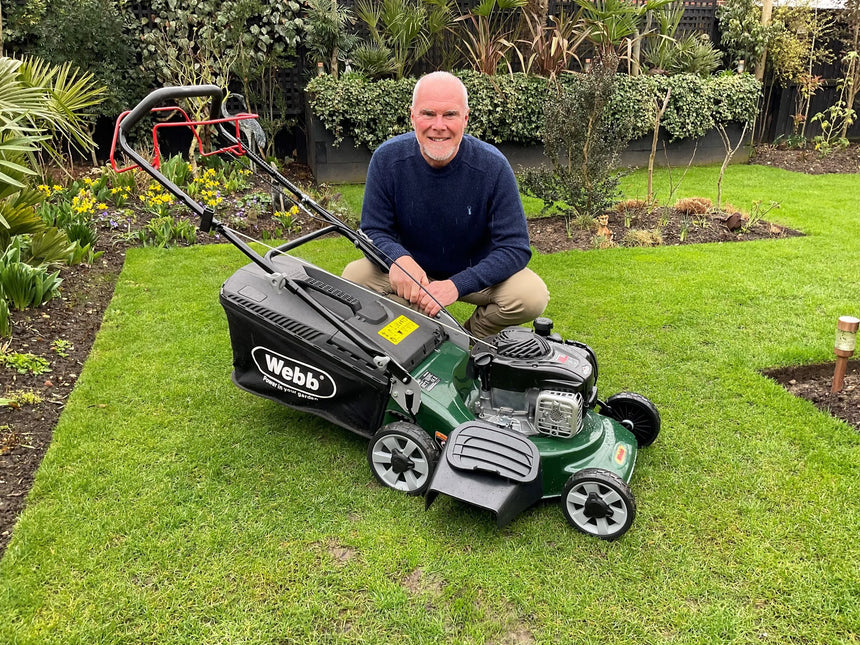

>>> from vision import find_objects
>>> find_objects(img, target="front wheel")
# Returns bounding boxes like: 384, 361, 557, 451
561, 469, 636, 541
367, 422, 439, 496
604, 392, 661, 447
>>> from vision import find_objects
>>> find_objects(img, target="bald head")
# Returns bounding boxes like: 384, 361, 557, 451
411, 72, 469, 111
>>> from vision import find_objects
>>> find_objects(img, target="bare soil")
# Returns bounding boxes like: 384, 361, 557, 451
1, 147, 857, 557
750, 143, 860, 175
762, 361, 860, 432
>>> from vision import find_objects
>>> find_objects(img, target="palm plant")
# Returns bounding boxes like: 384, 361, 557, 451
0, 55, 103, 251
455, 0, 527, 75
511, 10, 588, 78
575, 0, 675, 72
355, 0, 454, 79
641, 5, 722, 75
303, 0, 362, 78
13, 57, 104, 171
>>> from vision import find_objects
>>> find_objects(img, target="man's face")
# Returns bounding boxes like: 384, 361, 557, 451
410, 77, 469, 168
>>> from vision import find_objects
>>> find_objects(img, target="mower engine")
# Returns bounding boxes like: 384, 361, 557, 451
467, 324, 598, 439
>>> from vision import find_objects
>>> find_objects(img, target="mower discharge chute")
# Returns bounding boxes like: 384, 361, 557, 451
113, 86, 661, 540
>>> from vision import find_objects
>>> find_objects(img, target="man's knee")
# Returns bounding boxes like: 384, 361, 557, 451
498, 269, 549, 319
342, 258, 371, 284
342, 258, 390, 294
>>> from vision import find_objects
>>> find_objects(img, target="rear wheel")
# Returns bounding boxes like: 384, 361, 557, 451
561, 469, 636, 541
367, 422, 439, 496
604, 392, 661, 447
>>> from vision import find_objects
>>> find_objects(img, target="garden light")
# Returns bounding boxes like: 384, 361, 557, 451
832, 315, 859, 393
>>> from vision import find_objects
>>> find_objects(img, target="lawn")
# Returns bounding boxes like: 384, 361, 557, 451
0, 164, 858, 644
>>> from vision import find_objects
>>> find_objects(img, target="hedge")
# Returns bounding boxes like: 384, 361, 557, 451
306, 71, 762, 151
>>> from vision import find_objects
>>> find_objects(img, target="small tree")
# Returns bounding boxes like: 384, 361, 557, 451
303, 0, 362, 79
520, 59, 635, 224
765, 6, 834, 141
718, 0, 773, 74
715, 122, 749, 207
647, 87, 671, 203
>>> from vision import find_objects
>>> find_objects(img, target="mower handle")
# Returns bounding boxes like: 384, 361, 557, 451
117, 85, 225, 137
114, 85, 228, 221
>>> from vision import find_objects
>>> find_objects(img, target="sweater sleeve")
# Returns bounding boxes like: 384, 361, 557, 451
359, 149, 409, 268
447, 163, 532, 297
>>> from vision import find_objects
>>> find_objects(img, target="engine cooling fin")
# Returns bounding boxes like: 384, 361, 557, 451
493, 328, 551, 360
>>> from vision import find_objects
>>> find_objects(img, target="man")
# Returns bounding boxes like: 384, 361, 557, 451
342, 71, 549, 338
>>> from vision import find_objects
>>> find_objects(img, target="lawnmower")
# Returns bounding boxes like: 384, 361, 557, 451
112, 85, 661, 540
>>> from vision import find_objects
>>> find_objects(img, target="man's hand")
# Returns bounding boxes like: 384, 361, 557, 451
417, 280, 458, 318
389, 256, 458, 317
389, 255, 429, 305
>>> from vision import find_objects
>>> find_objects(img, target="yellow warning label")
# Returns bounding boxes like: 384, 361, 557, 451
378, 315, 419, 345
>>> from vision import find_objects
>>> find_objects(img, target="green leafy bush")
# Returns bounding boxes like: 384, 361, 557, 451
134, 0, 302, 154
306, 72, 762, 149
0, 243, 63, 310
520, 64, 636, 219
3, 0, 134, 118
717, 0, 773, 72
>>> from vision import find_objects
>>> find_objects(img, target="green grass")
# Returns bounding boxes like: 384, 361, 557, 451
1, 164, 859, 644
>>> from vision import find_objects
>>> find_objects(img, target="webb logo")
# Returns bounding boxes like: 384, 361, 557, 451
251, 347, 337, 399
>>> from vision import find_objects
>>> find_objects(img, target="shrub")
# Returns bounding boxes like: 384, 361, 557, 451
3, 0, 135, 119
305, 72, 762, 149
134, 0, 302, 155
520, 65, 636, 219
717, 0, 773, 72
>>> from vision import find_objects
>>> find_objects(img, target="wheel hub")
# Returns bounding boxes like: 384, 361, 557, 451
584, 492, 612, 519
390, 450, 413, 475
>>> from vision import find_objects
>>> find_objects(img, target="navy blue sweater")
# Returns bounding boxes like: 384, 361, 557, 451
360, 132, 532, 297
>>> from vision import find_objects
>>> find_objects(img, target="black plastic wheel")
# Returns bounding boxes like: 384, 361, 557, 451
367, 422, 439, 496
604, 392, 661, 447
561, 469, 636, 541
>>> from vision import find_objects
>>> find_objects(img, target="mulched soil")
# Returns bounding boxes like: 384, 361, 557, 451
0, 243, 128, 552
750, 143, 860, 175
763, 361, 860, 432
1, 146, 858, 557
526, 202, 799, 254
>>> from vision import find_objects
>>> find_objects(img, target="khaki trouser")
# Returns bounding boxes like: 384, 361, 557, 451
342, 258, 549, 338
